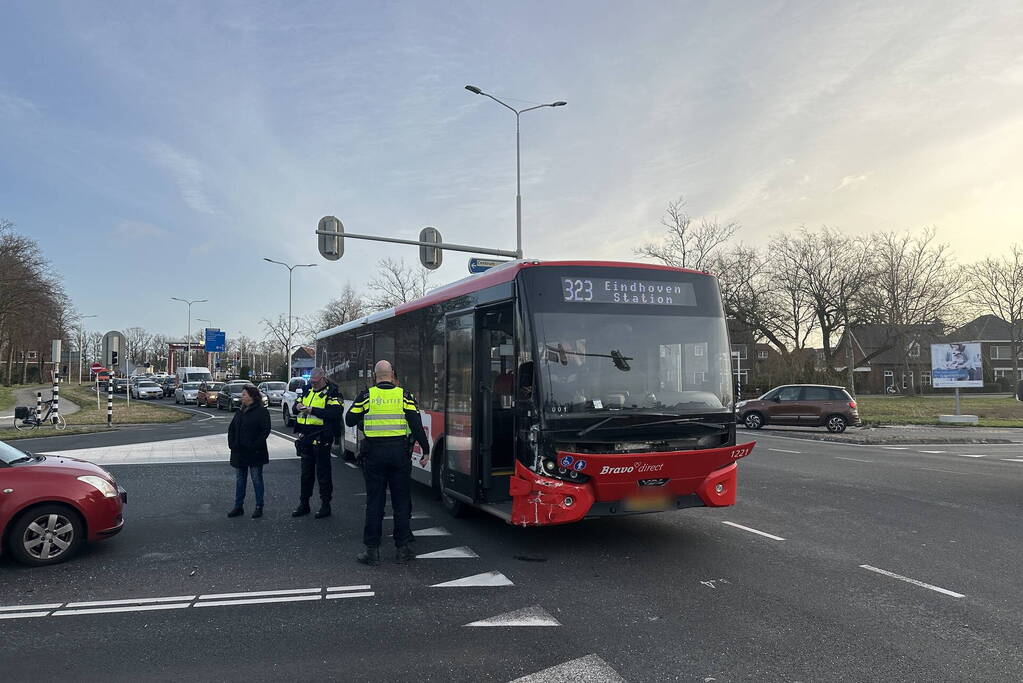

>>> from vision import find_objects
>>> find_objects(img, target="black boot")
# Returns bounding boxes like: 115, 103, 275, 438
314, 503, 332, 519
291, 502, 311, 517
251, 507, 263, 519
396, 545, 417, 562
356, 546, 380, 566
227, 507, 243, 518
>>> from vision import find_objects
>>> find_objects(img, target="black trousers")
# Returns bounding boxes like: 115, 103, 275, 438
298, 438, 333, 505
362, 438, 414, 548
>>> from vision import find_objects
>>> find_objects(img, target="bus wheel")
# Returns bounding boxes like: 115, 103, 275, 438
438, 456, 465, 517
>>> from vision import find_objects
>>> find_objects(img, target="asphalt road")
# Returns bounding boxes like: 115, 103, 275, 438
2, 409, 1022, 682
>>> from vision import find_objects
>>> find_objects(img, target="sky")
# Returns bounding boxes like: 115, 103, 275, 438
2, 0, 1022, 343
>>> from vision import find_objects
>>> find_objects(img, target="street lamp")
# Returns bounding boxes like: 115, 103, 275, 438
171, 297, 207, 368
263, 258, 316, 377
465, 84, 566, 259
78, 315, 98, 385
198, 318, 214, 375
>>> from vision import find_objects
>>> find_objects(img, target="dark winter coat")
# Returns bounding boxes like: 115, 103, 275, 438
228, 403, 272, 467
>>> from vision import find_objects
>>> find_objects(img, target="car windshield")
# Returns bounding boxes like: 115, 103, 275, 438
0, 440, 34, 465
264, 382, 286, 390
534, 312, 733, 415
182, 383, 200, 389
139, 382, 158, 387
186, 372, 213, 382
207, 383, 224, 390
228, 385, 246, 393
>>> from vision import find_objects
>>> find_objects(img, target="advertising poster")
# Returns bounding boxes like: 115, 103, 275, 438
930, 343, 984, 388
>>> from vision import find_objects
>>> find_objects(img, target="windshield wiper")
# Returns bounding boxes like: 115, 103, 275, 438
544, 344, 633, 371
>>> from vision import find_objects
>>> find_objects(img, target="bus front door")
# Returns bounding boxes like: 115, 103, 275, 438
442, 311, 477, 505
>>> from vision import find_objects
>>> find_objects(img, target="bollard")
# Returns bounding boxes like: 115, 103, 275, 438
52, 377, 59, 424
36, 391, 42, 421
105, 378, 113, 427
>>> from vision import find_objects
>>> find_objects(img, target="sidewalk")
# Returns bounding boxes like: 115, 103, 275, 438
3, 384, 81, 418
741, 424, 1023, 445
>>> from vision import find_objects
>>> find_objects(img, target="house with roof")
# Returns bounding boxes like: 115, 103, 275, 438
832, 323, 945, 394
946, 314, 1023, 386
291, 345, 316, 377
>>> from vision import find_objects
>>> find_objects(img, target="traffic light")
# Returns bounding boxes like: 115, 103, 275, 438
111, 350, 118, 367
317, 215, 344, 261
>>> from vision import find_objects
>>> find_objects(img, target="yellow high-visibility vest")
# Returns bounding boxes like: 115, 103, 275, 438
363, 386, 413, 438
297, 387, 340, 426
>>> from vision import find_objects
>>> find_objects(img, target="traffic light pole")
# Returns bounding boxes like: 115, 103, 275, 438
314, 228, 518, 259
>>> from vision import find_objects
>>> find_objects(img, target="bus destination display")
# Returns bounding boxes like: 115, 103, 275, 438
561, 276, 697, 306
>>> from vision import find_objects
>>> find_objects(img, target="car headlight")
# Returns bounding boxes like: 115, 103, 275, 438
78, 475, 118, 498
736, 400, 748, 409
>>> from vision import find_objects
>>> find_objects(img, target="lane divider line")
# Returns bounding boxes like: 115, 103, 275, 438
271, 430, 297, 442
768, 448, 801, 454
835, 456, 873, 463
919, 450, 946, 454
952, 454, 986, 458
0, 603, 63, 612
721, 521, 786, 541
859, 564, 965, 598
65, 595, 196, 608
53, 603, 192, 617
197, 588, 320, 600
326, 585, 372, 592
195, 595, 323, 608
0, 611, 51, 620
1001, 458, 1023, 462
325, 591, 375, 600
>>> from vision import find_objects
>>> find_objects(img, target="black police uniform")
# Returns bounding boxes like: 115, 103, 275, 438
293, 379, 343, 517
345, 381, 429, 558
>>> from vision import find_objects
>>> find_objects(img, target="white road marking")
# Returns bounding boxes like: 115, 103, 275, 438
0, 611, 52, 620
835, 456, 873, 463
53, 603, 192, 616
38, 433, 296, 464
194, 595, 323, 608
0, 603, 62, 612
198, 588, 320, 600
345, 462, 358, 469
326, 585, 372, 592
66, 595, 196, 608
883, 447, 909, 450
859, 564, 965, 598
768, 448, 801, 454
919, 450, 945, 454
722, 521, 785, 541
417, 546, 480, 559
431, 571, 514, 588
952, 454, 986, 458
413, 526, 451, 537
464, 605, 561, 627
511, 654, 625, 682
271, 430, 296, 441
1002, 458, 1023, 462
919, 467, 990, 477
325, 591, 375, 600
385, 512, 429, 519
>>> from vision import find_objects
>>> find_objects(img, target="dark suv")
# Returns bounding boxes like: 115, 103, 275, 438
737, 384, 860, 433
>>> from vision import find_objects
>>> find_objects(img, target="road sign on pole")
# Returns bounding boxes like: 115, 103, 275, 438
317, 215, 344, 261
468, 257, 509, 274
204, 329, 226, 353
419, 227, 443, 270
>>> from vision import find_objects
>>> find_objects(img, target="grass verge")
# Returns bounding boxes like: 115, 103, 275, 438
0, 425, 110, 442
0, 385, 14, 414
858, 396, 1023, 427
60, 384, 191, 426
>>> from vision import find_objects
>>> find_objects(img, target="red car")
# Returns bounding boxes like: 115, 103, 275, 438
0, 440, 126, 566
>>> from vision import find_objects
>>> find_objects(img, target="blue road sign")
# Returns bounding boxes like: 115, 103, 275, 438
468, 257, 510, 274
204, 329, 226, 353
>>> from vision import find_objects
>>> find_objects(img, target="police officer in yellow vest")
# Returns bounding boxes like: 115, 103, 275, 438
346, 360, 430, 565
291, 367, 343, 519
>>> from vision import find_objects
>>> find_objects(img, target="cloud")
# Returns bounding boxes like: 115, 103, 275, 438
145, 141, 216, 214
0, 92, 40, 120
111, 219, 169, 240
835, 173, 870, 191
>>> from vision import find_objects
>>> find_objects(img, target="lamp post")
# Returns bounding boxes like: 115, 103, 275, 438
78, 315, 98, 385
198, 318, 213, 374
171, 297, 207, 368
263, 259, 316, 378
465, 85, 566, 259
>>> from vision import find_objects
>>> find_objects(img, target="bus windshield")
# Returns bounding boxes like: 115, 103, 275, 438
534, 311, 733, 415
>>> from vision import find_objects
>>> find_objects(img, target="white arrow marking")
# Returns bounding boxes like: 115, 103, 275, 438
416, 546, 479, 559
413, 526, 451, 537
464, 604, 560, 627
431, 571, 513, 588
510, 654, 624, 682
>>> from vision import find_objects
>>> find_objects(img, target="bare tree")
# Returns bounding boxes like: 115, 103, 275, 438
635, 196, 739, 270
124, 327, 154, 365
714, 245, 793, 354
967, 244, 1023, 386
766, 236, 819, 351
367, 258, 432, 310
862, 228, 968, 394
315, 283, 366, 331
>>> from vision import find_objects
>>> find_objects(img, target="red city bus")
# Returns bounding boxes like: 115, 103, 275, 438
316, 260, 755, 526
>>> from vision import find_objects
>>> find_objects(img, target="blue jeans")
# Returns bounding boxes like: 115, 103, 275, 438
234, 465, 264, 508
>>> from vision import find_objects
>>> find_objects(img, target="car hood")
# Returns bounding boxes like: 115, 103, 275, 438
20, 455, 115, 480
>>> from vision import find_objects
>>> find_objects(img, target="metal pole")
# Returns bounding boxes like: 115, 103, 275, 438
107, 379, 113, 427
515, 111, 522, 259
287, 266, 293, 378
36, 391, 42, 421
186, 302, 192, 367
955, 387, 961, 416
52, 376, 59, 424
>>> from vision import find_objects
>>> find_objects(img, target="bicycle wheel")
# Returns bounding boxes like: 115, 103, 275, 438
53, 414, 67, 430
14, 417, 38, 432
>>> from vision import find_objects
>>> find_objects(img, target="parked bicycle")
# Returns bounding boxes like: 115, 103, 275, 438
13, 401, 67, 431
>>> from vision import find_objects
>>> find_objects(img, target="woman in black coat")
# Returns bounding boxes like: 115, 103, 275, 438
227, 385, 272, 518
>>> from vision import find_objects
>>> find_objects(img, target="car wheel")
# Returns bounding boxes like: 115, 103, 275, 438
8, 505, 84, 566
826, 415, 847, 433
743, 412, 764, 430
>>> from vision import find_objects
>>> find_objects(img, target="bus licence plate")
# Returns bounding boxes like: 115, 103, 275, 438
624, 495, 672, 512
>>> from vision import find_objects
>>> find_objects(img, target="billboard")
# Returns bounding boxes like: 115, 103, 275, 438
930, 343, 983, 388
